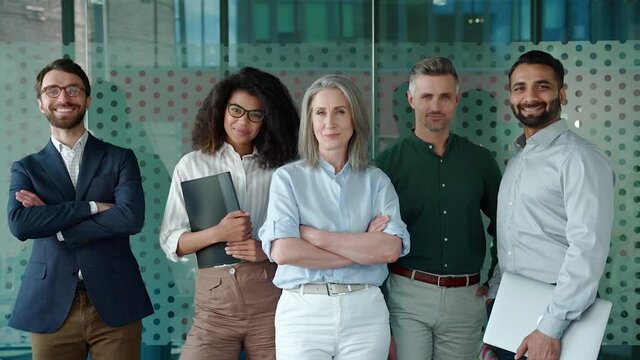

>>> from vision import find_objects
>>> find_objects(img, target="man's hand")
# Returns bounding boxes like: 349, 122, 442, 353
216, 210, 252, 243
15, 190, 45, 207
96, 202, 114, 212
368, 214, 389, 232
225, 239, 267, 262
476, 283, 489, 297
515, 329, 561, 360
388, 336, 398, 360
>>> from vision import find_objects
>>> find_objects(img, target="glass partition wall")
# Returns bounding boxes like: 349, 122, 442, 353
0, 1, 638, 358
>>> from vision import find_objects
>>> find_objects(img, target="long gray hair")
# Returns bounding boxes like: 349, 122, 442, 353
298, 74, 370, 171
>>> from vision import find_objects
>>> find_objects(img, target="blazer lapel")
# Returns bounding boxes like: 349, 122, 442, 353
38, 141, 76, 200
75, 134, 105, 200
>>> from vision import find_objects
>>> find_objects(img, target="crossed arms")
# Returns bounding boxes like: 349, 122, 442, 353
7, 149, 144, 249
270, 215, 401, 268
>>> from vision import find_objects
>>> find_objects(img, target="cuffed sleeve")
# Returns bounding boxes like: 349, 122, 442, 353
537, 313, 570, 339
159, 162, 192, 262
375, 169, 410, 256
259, 218, 301, 262
89, 201, 98, 214
258, 168, 301, 262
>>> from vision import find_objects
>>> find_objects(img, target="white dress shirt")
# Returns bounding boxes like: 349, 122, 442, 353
497, 119, 614, 339
160, 143, 274, 262
51, 131, 96, 280
51, 131, 88, 188
51, 131, 98, 235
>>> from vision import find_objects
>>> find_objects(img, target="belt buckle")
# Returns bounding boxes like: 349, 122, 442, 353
327, 283, 348, 296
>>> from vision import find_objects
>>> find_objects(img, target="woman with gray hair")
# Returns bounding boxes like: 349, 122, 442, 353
258, 74, 411, 359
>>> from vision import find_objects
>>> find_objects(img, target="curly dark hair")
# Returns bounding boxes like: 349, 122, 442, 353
192, 67, 299, 169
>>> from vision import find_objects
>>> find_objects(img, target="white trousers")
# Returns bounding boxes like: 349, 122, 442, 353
275, 286, 390, 360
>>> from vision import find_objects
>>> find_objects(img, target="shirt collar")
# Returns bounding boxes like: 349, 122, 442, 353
216, 142, 259, 159
51, 131, 89, 153
408, 130, 457, 156
319, 157, 351, 177
513, 119, 568, 152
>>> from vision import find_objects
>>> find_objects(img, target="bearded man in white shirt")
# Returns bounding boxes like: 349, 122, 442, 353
493, 50, 614, 360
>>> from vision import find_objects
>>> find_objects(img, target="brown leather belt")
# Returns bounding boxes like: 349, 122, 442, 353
390, 264, 479, 288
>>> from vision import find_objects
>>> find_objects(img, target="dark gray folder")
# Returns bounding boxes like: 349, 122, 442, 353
181, 171, 242, 268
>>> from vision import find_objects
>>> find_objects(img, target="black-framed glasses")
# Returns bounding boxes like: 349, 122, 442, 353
40, 85, 86, 98
227, 103, 265, 123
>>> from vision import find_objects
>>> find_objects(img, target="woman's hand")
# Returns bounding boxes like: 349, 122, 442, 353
225, 239, 267, 262
367, 214, 389, 232
214, 210, 252, 243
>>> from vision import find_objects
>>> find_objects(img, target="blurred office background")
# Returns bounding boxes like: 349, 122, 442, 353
0, 0, 638, 359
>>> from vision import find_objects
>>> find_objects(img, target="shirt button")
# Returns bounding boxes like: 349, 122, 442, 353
441, 183, 446, 187
522, 156, 527, 160
429, 145, 433, 149
443, 210, 447, 214
444, 264, 448, 268
440, 159, 443, 163
509, 201, 513, 206
507, 251, 512, 256
229, 267, 236, 275
444, 237, 448, 242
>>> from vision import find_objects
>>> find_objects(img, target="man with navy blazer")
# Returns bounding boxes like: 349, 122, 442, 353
7, 58, 153, 359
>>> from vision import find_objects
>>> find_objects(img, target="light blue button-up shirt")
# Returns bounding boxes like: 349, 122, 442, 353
497, 119, 614, 339
259, 159, 410, 289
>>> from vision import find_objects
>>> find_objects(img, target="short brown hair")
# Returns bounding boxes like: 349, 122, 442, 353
35, 58, 91, 99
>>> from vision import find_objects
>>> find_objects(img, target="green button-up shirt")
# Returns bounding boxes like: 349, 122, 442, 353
376, 131, 501, 276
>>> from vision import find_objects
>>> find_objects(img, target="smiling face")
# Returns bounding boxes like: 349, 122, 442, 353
38, 70, 90, 131
311, 88, 354, 158
509, 63, 565, 130
408, 74, 460, 136
223, 90, 264, 155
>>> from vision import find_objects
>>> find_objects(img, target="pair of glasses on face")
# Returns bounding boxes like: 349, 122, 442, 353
40, 85, 85, 98
227, 104, 265, 123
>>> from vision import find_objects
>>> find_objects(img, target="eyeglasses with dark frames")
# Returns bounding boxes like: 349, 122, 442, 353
227, 103, 265, 123
40, 85, 86, 98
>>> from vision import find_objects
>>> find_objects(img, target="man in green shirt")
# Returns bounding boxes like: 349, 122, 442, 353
376, 57, 501, 360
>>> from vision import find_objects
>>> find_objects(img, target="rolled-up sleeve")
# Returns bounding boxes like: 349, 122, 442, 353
376, 171, 411, 257
258, 168, 301, 261
159, 165, 190, 262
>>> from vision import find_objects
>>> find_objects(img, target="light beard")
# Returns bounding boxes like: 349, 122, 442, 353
421, 113, 450, 132
511, 98, 561, 129
45, 110, 86, 130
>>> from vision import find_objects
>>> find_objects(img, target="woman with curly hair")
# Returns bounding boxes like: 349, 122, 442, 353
160, 67, 299, 360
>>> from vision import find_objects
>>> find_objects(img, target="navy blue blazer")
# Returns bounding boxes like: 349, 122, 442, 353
7, 134, 153, 333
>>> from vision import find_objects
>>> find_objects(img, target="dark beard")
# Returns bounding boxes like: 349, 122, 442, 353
46, 110, 86, 130
511, 97, 561, 129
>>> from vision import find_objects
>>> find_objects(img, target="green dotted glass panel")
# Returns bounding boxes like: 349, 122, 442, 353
0, 41, 637, 348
